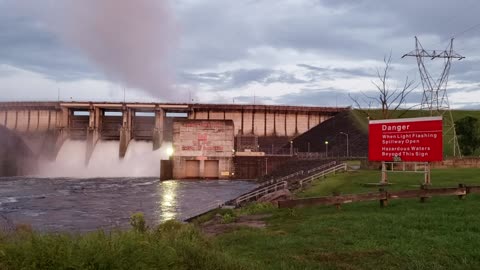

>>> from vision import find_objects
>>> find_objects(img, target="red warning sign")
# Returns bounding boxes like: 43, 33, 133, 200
369, 116, 443, 162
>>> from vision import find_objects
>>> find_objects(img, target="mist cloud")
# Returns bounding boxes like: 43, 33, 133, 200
20, 0, 180, 100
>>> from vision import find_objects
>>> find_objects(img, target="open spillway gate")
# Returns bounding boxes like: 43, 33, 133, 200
58, 103, 190, 164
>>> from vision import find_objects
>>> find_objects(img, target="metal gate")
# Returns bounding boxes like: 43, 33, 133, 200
185, 160, 200, 178
204, 160, 219, 179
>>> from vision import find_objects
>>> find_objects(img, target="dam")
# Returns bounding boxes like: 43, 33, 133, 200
0, 101, 347, 178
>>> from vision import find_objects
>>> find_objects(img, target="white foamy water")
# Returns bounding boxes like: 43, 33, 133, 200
36, 140, 171, 178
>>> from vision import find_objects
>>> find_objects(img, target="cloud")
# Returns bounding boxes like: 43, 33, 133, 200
15, 0, 180, 100
0, 65, 158, 103
1, 0, 480, 108
0, 2, 95, 81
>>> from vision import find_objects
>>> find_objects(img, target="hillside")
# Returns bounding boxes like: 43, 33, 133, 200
288, 110, 368, 157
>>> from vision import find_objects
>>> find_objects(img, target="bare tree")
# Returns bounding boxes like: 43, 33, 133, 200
350, 53, 417, 119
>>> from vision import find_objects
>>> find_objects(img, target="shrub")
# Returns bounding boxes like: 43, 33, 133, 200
129, 212, 147, 233
221, 213, 236, 224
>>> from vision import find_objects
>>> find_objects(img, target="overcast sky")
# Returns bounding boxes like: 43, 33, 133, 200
1, 0, 480, 108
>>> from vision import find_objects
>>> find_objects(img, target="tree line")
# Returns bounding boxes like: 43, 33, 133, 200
455, 116, 480, 156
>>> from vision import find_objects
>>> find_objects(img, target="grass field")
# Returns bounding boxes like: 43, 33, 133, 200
1, 168, 480, 269
215, 168, 480, 269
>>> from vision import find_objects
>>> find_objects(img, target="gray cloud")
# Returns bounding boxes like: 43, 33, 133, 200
297, 64, 375, 78
0, 3, 97, 81
2, 0, 480, 105
180, 68, 308, 89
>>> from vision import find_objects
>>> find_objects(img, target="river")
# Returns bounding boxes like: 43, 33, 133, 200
0, 177, 256, 232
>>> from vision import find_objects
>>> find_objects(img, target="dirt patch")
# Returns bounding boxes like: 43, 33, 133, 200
200, 214, 271, 237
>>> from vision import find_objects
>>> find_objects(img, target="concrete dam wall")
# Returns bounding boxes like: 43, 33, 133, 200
0, 102, 347, 177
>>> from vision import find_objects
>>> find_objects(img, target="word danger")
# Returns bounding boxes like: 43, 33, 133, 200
382, 124, 410, 131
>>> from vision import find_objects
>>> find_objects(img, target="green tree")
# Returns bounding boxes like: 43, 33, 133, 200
455, 116, 480, 156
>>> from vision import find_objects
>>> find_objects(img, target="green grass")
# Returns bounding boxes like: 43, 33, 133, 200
214, 169, 480, 269
0, 220, 255, 270
298, 168, 480, 197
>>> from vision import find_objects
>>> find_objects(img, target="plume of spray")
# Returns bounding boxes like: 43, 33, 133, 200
36, 140, 173, 178
18, 0, 184, 100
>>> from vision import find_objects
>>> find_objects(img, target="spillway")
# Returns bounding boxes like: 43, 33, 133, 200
36, 140, 87, 178
36, 140, 170, 178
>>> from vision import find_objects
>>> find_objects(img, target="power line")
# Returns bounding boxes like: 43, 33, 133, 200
452, 22, 480, 39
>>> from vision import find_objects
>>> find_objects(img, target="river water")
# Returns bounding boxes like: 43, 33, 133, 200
0, 177, 256, 232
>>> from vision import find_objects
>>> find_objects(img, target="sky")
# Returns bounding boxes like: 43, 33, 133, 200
1, 0, 480, 109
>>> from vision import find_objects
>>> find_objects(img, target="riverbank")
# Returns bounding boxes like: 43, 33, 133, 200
1, 168, 480, 269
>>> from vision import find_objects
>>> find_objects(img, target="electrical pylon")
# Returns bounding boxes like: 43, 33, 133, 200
402, 36, 465, 157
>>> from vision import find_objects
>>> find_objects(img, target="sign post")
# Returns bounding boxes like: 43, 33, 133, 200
369, 116, 443, 185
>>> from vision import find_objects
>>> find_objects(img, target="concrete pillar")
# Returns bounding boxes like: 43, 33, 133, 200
119, 107, 132, 158
86, 106, 101, 164
51, 107, 70, 159
199, 159, 205, 178
59, 107, 69, 129
153, 107, 165, 150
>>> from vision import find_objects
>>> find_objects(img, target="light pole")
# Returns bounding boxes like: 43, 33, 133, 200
290, 140, 293, 156
339, 132, 349, 158
265, 158, 268, 175
324, 141, 328, 157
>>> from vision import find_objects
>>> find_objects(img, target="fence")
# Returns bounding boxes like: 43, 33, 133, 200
235, 162, 346, 206
259, 161, 338, 188
234, 181, 288, 206
278, 184, 480, 209
297, 163, 347, 189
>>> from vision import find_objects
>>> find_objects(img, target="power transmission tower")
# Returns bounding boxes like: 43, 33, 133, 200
402, 36, 465, 157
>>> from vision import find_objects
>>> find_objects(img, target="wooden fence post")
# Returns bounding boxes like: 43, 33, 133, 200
420, 184, 428, 203
458, 183, 466, 200
379, 188, 388, 208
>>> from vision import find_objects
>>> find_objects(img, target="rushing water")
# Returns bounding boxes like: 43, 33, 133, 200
0, 177, 256, 232
36, 140, 170, 178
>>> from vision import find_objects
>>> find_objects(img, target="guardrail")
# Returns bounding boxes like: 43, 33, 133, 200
260, 170, 304, 187
278, 184, 480, 209
298, 163, 347, 188
260, 161, 338, 188
306, 161, 337, 174
235, 163, 348, 206
235, 181, 287, 206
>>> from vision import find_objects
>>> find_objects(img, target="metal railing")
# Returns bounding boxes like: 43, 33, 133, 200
233, 162, 348, 207
298, 163, 347, 188
261, 161, 337, 187
235, 181, 288, 206
306, 161, 337, 174
260, 170, 304, 187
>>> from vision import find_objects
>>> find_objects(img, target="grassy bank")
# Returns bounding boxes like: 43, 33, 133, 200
215, 168, 480, 269
0, 220, 254, 270
1, 169, 480, 269
298, 168, 480, 197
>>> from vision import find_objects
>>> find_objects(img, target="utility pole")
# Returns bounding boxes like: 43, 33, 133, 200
340, 132, 349, 157
402, 37, 464, 157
